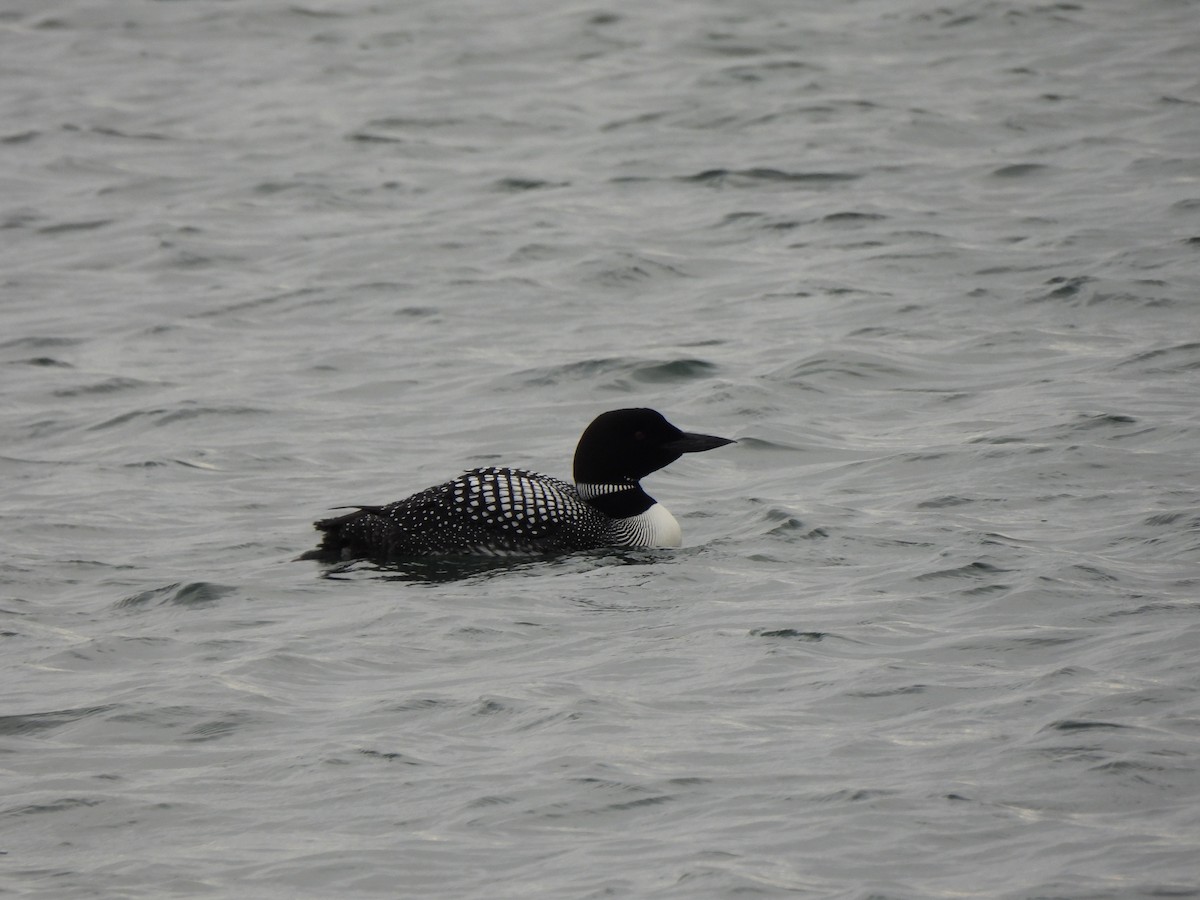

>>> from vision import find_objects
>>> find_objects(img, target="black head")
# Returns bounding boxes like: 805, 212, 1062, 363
572, 408, 735, 484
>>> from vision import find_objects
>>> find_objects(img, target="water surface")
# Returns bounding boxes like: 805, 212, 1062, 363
3, 1, 1199, 897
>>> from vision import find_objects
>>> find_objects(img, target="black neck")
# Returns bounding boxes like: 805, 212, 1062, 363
577, 483, 655, 518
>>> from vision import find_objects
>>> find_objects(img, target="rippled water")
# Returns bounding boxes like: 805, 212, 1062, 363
3, 1, 1200, 897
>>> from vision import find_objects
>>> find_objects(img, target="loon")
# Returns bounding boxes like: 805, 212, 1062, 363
300, 408, 734, 563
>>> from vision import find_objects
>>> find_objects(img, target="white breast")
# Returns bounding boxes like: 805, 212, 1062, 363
624, 502, 682, 548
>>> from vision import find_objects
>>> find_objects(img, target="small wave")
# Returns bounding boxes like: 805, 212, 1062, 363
914, 561, 1010, 582
750, 628, 827, 641
824, 210, 889, 223
186, 287, 328, 320
36, 219, 113, 235
115, 582, 236, 609
990, 163, 1052, 178
680, 167, 861, 188
183, 714, 253, 743
491, 177, 566, 192
503, 356, 718, 390
1, 130, 39, 145
1142, 511, 1200, 529
765, 350, 913, 387
52, 376, 155, 398
573, 252, 692, 286
1115, 342, 1200, 374
1044, 719, 1131, 732
4, 797, 104, 818
1031, 275, 1181, 308
0, 705, 115, 736
9, 356, 73, 367
87, 404, 267, 432
707, 60, 821, 85
0, 336, 85, 351
916, 495, 977, 509
288, 4, 348, 18
357, 749, 425, 766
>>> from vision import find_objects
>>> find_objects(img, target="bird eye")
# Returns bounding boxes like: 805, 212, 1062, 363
634, 430, 645, 441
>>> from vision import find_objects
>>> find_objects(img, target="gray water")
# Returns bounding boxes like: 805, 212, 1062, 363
3, 1, 1200, 897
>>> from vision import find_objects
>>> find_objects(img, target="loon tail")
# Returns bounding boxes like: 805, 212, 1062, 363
295, 507, 383, 562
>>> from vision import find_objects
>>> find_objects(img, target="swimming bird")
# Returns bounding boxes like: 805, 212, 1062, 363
299, 408, 734, 562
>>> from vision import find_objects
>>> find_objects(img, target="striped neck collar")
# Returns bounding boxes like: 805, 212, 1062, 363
576, 481, 638, 501
576, 481, 654, 518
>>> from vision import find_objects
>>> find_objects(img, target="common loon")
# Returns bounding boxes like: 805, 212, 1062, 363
300, 408, 734, 563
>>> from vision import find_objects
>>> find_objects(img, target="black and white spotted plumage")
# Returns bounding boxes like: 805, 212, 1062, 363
300, 409, 734, 563
311, 468, 620, 559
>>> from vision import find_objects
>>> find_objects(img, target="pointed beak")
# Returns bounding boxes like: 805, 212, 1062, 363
663, 431, 736, 454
